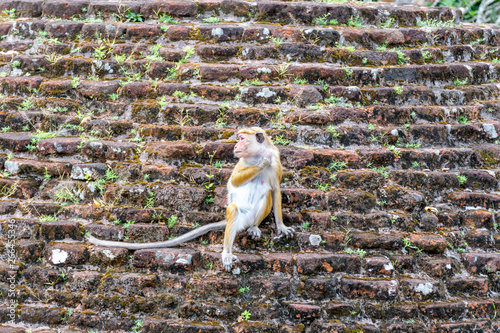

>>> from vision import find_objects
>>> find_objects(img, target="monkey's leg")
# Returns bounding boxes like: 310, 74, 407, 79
222, 203, 243, 271
246, 191, 273, 240
272, 187, 294, 237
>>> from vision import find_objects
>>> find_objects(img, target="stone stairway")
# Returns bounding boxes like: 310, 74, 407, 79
0, 0, 499, 332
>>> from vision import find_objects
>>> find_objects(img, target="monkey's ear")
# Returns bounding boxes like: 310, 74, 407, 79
256, 132, 265, 143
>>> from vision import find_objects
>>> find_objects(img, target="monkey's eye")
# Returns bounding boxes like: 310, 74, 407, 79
238, 135, 245, 141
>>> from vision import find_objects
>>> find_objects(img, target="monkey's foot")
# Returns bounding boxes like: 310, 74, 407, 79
277, 226, 295, 238
247, 226, 261, 239
221, 252, 239, 271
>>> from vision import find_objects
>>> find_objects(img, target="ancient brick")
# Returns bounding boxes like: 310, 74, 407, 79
100, 273, 158, 296
0, 133, 33, 152
126, 24, 162, 39
43, 1, 88, 19
229, 322, 276, 333
89, 246, 129, 267
296, 253, 361, 275
140, 1, 197, 18
189, 274, 239, 297
45, 242, 89, 266
467, 300, 496, 318
462, 252, 500, 274
447, 277, 488, 296
44, 21, 83, 39
77, 80, 120, 100
0, 76, 44, 94
120, 81, 155, 99
196, 45, 238, 60
248, 276, 291, 298
311, 149, 360, 168
81, 23, 126, 39
61, 205, 104, 220
148, 141, 199, 160
41, 220, 83, 241
134, 249, 201, 271
460, 209, 494, 229
337, 170, 384, 189
200, 142, 235, 161
288, 304, 321, 321
309, 321, 345, 333
36, 137, 80, 156
266, 253, 293, 274
462, 169, 498, 188
14, 240, 44, 263
400, 278, 443, 300
330, 189, 377, 213
322, 232, 345, 251
299, 278, 336, 300
0, 1, 43, 17
0, 200, 17, 214
407, 233, 447, 254
199, 64, 239, 81
0, 22, 12, 37
420, 301, 465, 320
324, 303, 356, 318
18, 305, 67, 325
68, 271, 101, 293
39, 80, 72, 96
199, 26, 244, 42
340, 277, 398, 300
167, 26, 191, 41
84, 223, 125, 241
465, 229, 494, 248
449, 191, 500, 209
0, 178, 42, 199
418, 212, 439, 231
384, 186, 424, 211
350, 232, 403, 250
420, 258, 457, 278
82, 140, 139, 160
191, 85, 238, 101
365, 257, 394, 276
128, 224, 171, 243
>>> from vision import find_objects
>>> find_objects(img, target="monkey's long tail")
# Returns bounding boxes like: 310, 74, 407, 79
86, 221, 227, 250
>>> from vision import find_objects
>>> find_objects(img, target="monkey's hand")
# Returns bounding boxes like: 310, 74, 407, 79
221, 252, 239, 271
257, 157, 271, 169
277, 225, 295, 238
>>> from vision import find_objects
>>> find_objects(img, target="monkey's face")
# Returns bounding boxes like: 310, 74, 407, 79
234, 133, 265, 158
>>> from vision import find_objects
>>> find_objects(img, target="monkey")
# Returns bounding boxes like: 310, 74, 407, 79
86, 127, 294, 271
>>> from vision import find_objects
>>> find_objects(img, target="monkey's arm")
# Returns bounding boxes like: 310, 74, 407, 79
231, 159, 270, 187
86, 221, 226, 249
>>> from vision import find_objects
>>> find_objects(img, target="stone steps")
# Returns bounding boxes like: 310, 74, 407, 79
0, 0, 462, 26
1, 0, 500, 332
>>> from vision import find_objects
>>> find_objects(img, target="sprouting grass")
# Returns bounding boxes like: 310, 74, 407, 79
202, 17, 220, 23
417, 18, 456, 28
453, 78, 468, 87
329, 161, 347, 171
346, 16, 363, 27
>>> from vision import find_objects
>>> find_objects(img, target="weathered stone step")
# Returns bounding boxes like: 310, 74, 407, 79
0, 130, 496, 170
0, 0, 462, 27
4, 56, 499, 88
88, 178, 500, 214
0, 0, 247, 21
4, 41, 496, 68
256, 1, 462, 27
2, 20, 498, 53
198, 43, 500, 66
